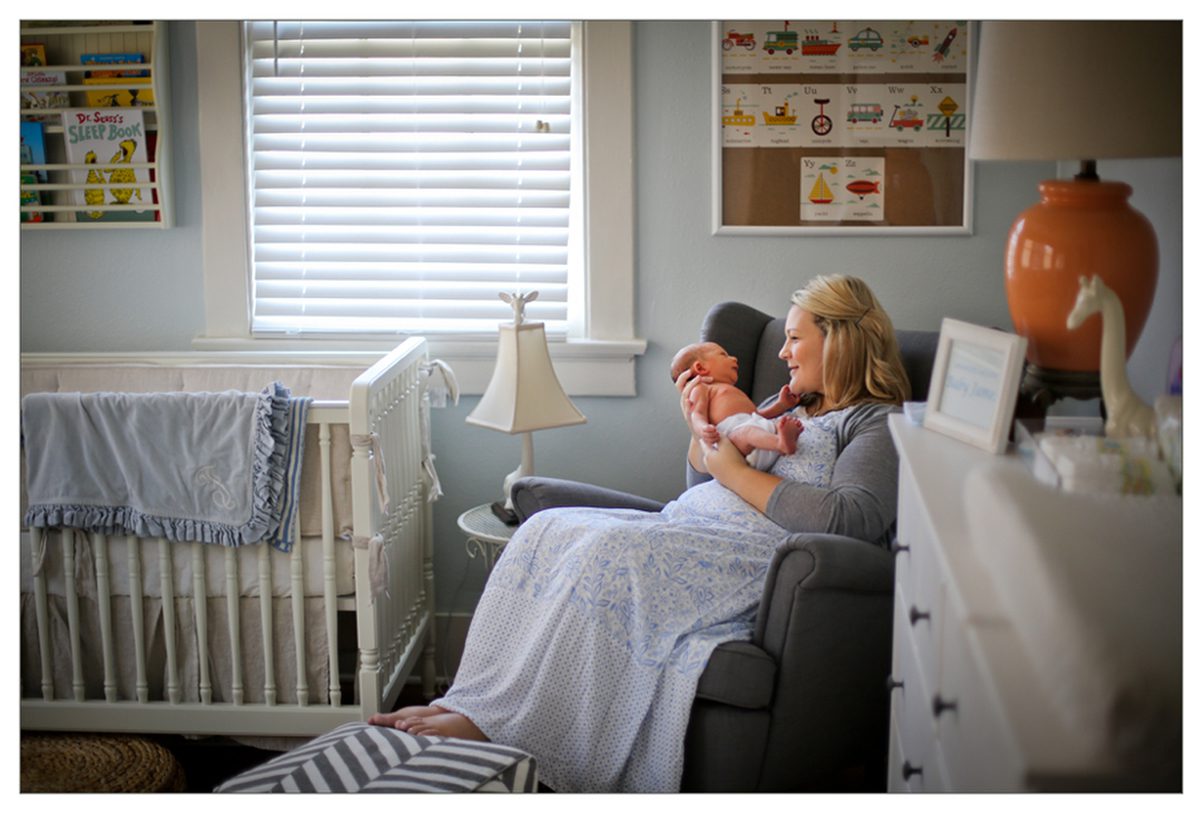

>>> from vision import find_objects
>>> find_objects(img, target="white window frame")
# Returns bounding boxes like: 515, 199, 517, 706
195, 21, 643, 396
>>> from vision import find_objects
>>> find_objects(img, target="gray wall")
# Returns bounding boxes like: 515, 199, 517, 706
19, 22, 1183, 613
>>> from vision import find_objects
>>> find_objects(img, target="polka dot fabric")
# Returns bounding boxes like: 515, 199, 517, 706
435, 409, 841, 792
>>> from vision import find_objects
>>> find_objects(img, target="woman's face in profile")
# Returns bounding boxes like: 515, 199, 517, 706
780, 305, 825, 397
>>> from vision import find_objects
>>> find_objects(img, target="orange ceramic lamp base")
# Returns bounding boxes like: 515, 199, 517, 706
1005, 179, 1157, 372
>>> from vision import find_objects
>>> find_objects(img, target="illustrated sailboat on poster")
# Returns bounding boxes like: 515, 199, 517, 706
808, 172, 834, 204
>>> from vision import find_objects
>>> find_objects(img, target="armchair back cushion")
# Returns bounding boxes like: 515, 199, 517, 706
700, 301, 939, 405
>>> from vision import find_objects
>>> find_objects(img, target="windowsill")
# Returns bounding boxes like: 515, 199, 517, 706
187, 335, 647, 396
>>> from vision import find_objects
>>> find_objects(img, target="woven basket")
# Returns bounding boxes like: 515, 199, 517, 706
21, 733, 187, 793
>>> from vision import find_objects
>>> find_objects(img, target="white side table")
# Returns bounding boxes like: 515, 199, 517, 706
457, 504, 517, 571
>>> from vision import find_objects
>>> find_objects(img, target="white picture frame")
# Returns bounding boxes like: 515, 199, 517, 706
923, 318, 1027, 454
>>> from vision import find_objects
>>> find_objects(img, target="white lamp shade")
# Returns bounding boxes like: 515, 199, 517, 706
467, 321, 586, 434
970, 21, 1181, 162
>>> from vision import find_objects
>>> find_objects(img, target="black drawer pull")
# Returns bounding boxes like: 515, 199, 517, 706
932, 694, 958, 717
886, 674, 904, 693
902, 761, 923, 781
891, 539, 911, 555
909, 606, 931, 626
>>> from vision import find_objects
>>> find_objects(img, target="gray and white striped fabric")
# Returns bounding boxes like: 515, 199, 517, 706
215, 722, 537, 793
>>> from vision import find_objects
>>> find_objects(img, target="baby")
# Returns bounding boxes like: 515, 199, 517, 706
671, 341, 803, 471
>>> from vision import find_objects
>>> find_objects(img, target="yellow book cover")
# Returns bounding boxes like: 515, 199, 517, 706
84, 76, 154, 107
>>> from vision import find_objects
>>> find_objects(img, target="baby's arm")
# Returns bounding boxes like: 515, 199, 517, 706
758, 384, 801, 419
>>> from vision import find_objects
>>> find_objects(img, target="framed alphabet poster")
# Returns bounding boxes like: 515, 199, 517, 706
712, 20, 974, 234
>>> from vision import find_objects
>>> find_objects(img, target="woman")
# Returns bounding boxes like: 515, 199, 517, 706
370, 275, 910, 792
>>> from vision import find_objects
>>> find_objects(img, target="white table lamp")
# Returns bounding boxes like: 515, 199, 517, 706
467, 291, 586, 523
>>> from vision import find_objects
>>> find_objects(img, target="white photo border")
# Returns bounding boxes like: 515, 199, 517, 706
923, 318, 1027, 454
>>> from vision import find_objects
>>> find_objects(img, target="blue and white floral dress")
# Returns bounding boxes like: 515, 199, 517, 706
432, 408, 841, 792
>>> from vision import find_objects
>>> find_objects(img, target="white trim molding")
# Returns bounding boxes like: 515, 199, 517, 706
194, 20, 644, 396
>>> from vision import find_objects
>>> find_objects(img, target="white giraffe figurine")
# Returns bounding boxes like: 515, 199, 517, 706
1065, 275, 1157, 438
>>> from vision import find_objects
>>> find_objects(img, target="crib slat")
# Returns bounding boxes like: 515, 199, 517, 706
421, 483, 438, 699
159, 538, 180, 704
32, 529, 53, 701
350, 432, 381, 709
321, 421, 341, 706
128, 536, 149, 704
226, 548, 243, 705
258, 544, 276, 706
291, 539, 308, 706
193, 542, 212, 705
62, 530, 85, 702
94, 534, 118, 703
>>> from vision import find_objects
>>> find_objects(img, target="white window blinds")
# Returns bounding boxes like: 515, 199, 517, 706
243, 21, 575, 336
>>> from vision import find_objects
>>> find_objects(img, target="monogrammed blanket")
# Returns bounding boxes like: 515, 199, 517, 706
21, 384, 303, 550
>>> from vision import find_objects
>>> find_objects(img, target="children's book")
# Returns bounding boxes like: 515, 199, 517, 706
21, 43, 48, 67
21, 172, 44, 223
61, 108, 156, 222
21, 67, 70, 122
84, 75, 155, 107
82, 52, 148, 77
20, 120, 48, 182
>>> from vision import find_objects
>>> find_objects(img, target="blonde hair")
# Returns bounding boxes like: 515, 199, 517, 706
790, 275, 910, 413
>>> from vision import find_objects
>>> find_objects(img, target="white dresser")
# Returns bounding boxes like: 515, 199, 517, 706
886, 414, 1181, 792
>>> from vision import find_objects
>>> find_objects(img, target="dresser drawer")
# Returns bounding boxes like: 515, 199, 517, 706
888, 710, 927, 792
894, 565, 942, 700
933, 606, 1022, 791
895, 466, 945, 646
888, 708, 951, 793
889, 588, 936, 780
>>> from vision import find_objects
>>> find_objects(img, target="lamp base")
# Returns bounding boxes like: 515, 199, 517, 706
490, 501, 520, 526
1017, 364, 1103, 415
1004, 178, 1157, 372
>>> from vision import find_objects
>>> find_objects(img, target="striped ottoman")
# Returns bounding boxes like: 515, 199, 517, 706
215, 722, 537, 793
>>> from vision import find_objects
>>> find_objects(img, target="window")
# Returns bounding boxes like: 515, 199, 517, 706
244, 21, 576, 337
196, 21, 641, 394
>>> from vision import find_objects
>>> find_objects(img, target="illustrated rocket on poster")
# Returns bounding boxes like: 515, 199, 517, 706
933, 27, 957, 62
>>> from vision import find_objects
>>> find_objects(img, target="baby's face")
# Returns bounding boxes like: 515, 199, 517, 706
700, 343, 739, 384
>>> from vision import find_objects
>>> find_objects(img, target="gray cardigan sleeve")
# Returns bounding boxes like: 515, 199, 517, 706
687, 403, 899, 546
763, 403, 899, 546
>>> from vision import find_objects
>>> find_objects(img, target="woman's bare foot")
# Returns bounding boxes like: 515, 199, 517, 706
368, 704, 447, 729
396, 712, 489, 742
775, 415, 804, 455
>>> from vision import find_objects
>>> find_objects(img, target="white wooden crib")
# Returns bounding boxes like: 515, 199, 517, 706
19, 338, 439, 737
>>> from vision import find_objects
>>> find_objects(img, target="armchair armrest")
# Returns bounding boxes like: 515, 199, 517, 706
510, 476, 666, 524
751, 533, 896, 789
754, 533, 895, 654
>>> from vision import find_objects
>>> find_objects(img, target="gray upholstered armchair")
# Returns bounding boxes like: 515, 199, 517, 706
510, 301, 939, 792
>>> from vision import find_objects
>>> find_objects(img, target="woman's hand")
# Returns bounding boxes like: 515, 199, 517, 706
704, 437, 782, 514
675, 370, 711, 422
702, 436, 746, 482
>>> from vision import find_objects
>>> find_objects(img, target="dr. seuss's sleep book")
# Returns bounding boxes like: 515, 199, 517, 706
60, 108, 156, 222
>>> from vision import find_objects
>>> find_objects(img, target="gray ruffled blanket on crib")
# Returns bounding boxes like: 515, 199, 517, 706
22, 383, 310, 551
